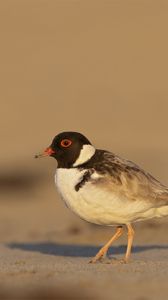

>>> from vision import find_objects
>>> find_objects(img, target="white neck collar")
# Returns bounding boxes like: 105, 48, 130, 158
73, 144, 96, 167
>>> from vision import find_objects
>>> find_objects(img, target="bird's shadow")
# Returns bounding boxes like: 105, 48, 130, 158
7, 242, 168, 257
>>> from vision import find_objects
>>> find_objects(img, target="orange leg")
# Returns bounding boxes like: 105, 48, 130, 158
123, 223, 135, 263
89, 226, 123, 263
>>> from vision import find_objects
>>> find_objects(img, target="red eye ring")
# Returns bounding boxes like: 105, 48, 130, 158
60, 139, 72, 148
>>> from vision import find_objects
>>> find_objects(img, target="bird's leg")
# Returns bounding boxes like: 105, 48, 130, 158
89, 226, 123, 263
123, 223, 135, 263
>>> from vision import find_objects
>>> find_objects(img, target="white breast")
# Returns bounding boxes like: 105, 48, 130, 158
55, 168, 160, 225
55, 167, 115, 224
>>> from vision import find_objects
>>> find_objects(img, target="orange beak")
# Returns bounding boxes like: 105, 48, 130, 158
34, 147, 55, 159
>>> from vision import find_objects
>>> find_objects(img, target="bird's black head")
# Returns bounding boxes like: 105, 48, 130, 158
35, 131, 96, 168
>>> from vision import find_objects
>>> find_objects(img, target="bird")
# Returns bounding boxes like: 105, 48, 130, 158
35, 131, 168, 263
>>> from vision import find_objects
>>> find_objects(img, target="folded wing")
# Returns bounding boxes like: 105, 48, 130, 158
91, 151, 168, 207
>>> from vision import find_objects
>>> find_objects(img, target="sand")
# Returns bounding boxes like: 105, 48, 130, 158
0, 182, 168, 299
0, 245, 168, 300
0, 0, 168, 299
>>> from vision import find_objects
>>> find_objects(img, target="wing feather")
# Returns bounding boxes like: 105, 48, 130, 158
91, 151, 168, 207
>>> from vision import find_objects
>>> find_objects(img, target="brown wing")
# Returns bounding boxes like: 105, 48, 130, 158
93, 151, 168, 207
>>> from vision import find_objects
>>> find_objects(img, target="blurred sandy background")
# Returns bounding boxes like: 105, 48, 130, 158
0, 0, 168, 299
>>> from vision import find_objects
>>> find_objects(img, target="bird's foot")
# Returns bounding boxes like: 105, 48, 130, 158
107, 257, 129, 264
89, 256, 111, 264
89, 256, 104, 264
111, 258, 127, 264
89, 251, 107, 264
89, 256, 129, 264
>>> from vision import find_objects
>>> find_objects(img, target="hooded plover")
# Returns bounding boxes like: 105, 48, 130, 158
35, 132, 168, 263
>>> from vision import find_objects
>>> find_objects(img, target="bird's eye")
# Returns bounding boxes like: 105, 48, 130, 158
60, 139, 72, 148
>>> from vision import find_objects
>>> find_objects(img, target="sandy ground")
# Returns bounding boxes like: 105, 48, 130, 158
0, 244, 168, 300
1, 0, 168, 299
0, 180, 168, 300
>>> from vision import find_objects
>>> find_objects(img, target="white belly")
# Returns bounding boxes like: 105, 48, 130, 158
55, 168, 167, 225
